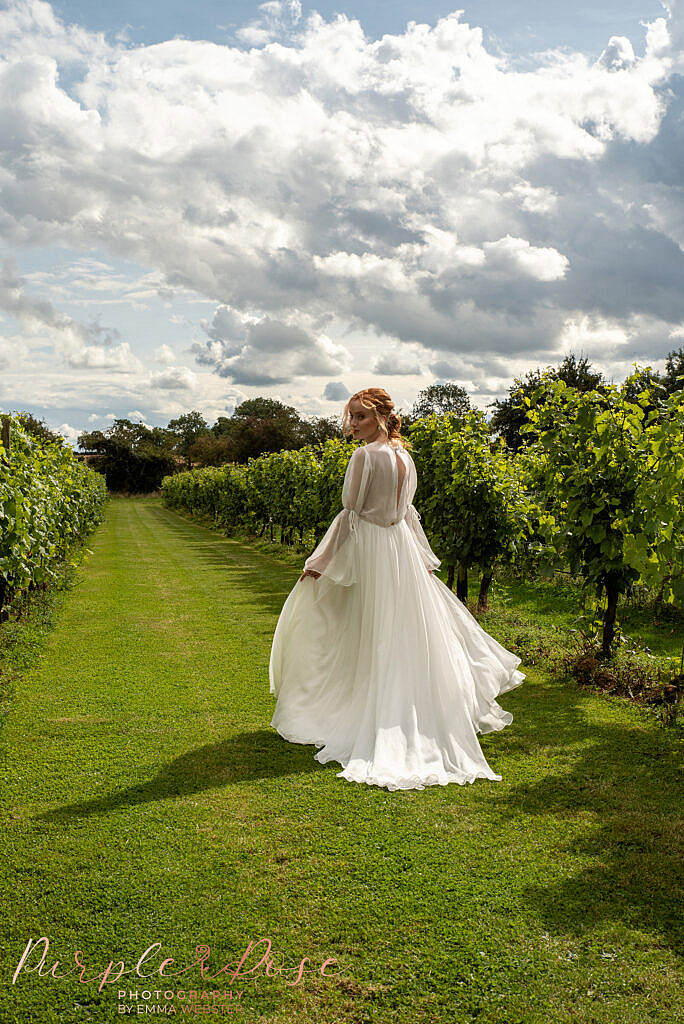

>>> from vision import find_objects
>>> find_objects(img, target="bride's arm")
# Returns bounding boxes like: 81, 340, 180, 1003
300, 446, 371, 581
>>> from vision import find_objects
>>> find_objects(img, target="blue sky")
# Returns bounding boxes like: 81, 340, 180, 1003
53, 1, 663, 60
1, 0, 682, 445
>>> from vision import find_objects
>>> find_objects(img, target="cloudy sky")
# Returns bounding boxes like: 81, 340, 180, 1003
1, 0, 683, 445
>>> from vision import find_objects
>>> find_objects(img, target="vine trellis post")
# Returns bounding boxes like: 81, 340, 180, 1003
1, 414, 10, 456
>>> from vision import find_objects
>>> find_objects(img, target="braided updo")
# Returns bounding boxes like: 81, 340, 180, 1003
342, 387, 409, 449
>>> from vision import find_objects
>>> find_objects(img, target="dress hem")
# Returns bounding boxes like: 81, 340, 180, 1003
270, 663, 525, 792
270, 723, 505, 791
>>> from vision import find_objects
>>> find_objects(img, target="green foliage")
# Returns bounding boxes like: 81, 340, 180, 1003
161, 437, 358, 542
78, 417, 178, 493
166, 410, 211, 468
488, 352, 607, 452
411, 382, 473, 420
200, 400, 344, 465
661, 345, 684, 397
409, 411, 538, 575
13, 410, 65, 446
0, 415, 107, 614
521, 374, 684, 654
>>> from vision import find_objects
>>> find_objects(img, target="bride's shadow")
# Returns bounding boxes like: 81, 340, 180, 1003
36, 730, 321, 822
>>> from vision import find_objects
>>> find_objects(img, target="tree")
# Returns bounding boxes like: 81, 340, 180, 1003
78, 419, 178, 493
207, 397, 313, 461
232, 397, 299, 420
412, 383, 472, 420
220, 415, 297, 462
13, 411, 65, 447
489, 352, 605, 452
166, 411, 211, 469
82, 417, 157, 453
661, 346, 684, 397
212, 416, 233, 438
553, 352, 605, 392
187, 434, 237, 467
298, 415, 345, 448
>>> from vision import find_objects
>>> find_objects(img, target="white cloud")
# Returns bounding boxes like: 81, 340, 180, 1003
482, 235, 569, 281
67, 340, 141, 371
648, 1, 684, 71
235, 0, 302, 46
154, 343, 176, 365
192, 307, 351, 384
0, 256, 143, 372
0, 331, 29, 369
373, 351, 422, 375
149, 366, 197, 391
596, 36, 636, 72
0, 0, 681, 404
323, 380, 350, 401
55, 422, 81, 444
558, 313, 630, 355
313, 252, 414, 291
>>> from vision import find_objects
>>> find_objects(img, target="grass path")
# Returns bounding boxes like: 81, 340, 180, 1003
0, 495, 681, 1024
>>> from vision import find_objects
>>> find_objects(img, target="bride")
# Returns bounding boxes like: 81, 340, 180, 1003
268, 387, 525, 791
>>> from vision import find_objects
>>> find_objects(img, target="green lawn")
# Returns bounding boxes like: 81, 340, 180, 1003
0, 494, 681, 1024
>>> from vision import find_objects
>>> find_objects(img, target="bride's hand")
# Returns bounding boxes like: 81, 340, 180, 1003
299, 568, 322, 581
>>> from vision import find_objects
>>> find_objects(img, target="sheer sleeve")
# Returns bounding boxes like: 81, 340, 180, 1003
404, 503, 441, 571
303, 445, 371, 585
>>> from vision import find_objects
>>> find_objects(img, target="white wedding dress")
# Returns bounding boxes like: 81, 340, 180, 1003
268, 438, 525, 791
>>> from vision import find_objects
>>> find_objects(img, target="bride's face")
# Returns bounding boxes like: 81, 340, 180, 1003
348, 399, 382, 443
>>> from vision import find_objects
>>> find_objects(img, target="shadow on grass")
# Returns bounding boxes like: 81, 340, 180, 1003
491, 708, 683, 959
142, 498, 302, 622
493, 570, 681, 658
36, 729, 323, 822
487, 574, 585, 622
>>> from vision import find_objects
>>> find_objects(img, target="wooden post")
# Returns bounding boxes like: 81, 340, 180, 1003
1, 414, 10, 455
456, 562, 468, 603
477, 569, 494, 612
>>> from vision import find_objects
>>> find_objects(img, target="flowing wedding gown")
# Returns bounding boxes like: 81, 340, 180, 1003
268, 438, 525, 791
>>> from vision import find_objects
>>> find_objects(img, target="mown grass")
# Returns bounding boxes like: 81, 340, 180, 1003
0, 494, 681, 1024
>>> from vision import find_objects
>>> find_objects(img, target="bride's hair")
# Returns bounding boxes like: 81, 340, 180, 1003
342, 387, 409, 449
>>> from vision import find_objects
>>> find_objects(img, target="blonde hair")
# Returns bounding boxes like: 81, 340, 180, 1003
342, 387, 409, 449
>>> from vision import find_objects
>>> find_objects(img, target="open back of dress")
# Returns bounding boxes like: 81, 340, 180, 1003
392, 445, 406, 522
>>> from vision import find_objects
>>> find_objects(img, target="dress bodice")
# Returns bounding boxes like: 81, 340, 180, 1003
302, 438, 441, 580
350, 440, 416, 527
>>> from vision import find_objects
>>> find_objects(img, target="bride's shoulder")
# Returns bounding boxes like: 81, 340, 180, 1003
348, 443, 370, 465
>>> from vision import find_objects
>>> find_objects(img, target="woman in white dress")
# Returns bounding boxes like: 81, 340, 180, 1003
269, 387, 525, 791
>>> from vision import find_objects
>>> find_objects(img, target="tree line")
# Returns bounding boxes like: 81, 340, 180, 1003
74, 399, 345, 493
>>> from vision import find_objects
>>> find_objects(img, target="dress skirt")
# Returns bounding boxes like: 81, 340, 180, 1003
269, 515, 525, 791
